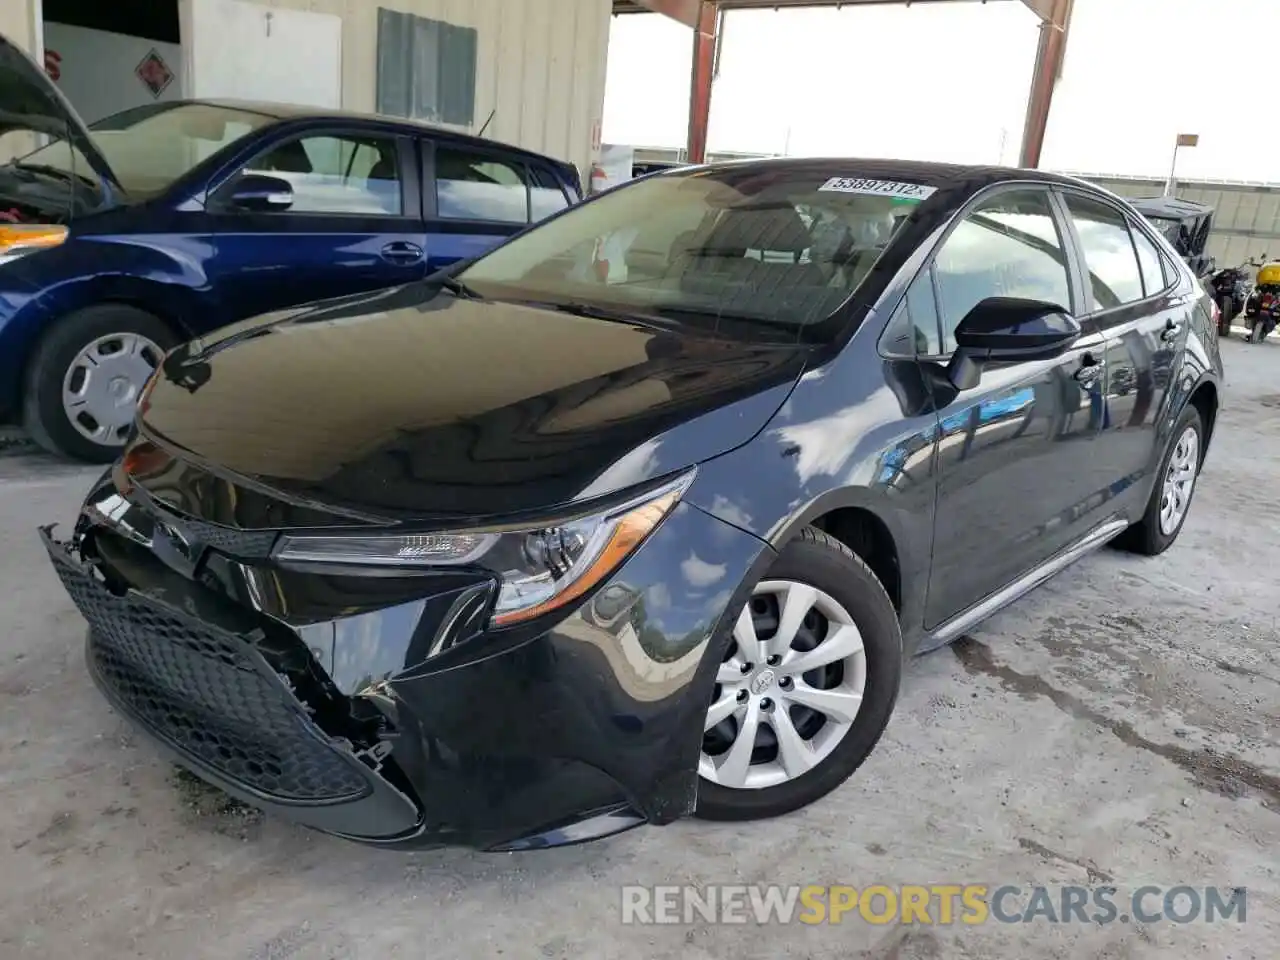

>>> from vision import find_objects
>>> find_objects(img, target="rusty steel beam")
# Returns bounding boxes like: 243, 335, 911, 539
1018, 0, 1073, 168
686, 1, 719, 163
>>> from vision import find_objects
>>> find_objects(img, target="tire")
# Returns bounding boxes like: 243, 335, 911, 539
22, 304, 176, 463
1116, 404, 1204, 557
695, 527, 902, 821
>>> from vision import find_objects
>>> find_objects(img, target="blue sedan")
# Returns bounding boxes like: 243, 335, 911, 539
0, 36, 582, 461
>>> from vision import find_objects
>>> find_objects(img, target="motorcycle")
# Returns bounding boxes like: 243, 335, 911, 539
1245, 258, 1280, 343
1211, 254, 1269, 338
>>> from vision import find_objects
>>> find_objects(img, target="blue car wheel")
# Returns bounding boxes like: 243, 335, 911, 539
23, 304, 177, 462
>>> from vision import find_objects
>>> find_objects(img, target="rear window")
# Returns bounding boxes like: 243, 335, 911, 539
455, 170, 932, 336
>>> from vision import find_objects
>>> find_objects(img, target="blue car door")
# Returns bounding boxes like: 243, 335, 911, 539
421, 140, 575, 274
204, 128, 428, 325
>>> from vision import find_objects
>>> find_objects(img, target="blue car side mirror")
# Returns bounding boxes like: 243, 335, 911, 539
228, 174, 294, 213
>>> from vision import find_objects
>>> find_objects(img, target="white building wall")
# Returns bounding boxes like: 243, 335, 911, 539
44, 23, 184, 123
184, 0, 342, 110
0, 0, 40, 58
195, 0, 612, 179
0, 0, 42, 162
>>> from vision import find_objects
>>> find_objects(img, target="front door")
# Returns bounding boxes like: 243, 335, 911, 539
917, 187, 1110, 629
1058, 191, 1189, 517
205, 129, 428, 326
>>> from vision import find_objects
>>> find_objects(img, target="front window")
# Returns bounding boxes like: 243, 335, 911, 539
14, 102, 279, 201
243, 134, 404, 215
932, 190, 1073, 352
455, 169, 925, 338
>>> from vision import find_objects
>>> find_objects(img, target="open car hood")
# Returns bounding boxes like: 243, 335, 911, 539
0, 34, 120, 193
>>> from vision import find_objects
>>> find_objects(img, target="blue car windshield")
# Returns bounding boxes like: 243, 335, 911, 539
14, 102, 279, 202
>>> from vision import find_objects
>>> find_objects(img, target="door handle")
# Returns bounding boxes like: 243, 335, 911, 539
380, 241, 424, 265
1161, 319, 1183, 342
1074, 356, 1103, 386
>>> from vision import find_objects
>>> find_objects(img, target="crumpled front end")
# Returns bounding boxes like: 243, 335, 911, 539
43, 468, 774, 850
42, 524, 424, 842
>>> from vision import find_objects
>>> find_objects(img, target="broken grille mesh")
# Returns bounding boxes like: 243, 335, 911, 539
47, 537, 369, 803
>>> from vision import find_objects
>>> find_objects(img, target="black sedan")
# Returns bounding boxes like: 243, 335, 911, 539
42, 158, 1222, 851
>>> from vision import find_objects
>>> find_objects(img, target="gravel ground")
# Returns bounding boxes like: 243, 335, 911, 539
0, 336, 1276, 959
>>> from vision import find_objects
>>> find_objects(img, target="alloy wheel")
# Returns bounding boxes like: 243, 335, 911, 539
700, 579, 867, 790
61, 332, 163, 445
1159, 425, 1199, 536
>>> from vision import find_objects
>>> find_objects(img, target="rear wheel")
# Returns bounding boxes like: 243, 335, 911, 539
1116, 404, 1203, 557
22, 305, 175, 462
695, 528, 901, 821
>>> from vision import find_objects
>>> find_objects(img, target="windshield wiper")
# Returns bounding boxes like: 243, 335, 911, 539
645, 303, 814, 338
430, 275, 483, 300
508, 299, 679, 329
501, 298, 815, 341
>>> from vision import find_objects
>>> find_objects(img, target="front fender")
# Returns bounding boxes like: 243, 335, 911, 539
684, 345, 941, 653
0, 237, 211, 414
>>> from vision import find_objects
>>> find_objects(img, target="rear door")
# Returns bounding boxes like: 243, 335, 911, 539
900, 186, 1111, 630
1057, 190, 1189, 515
421, 141, 575, 274
205, 127, 428, 322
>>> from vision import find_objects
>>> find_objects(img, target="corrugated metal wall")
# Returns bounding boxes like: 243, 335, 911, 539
244, 0, 612, 178
1083, 175, 1280, 267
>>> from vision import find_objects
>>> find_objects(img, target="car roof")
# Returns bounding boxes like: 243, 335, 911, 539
686, 156, 1106, 193
173, 97, 568, 166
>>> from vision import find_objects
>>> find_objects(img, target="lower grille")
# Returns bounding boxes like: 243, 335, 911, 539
45, 531, 370, 804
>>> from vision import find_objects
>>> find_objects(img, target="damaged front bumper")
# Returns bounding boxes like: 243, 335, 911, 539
41, 485, 773, 851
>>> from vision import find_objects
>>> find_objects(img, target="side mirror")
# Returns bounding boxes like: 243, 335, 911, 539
226, 174, 294, 212
946, 297, 1081, 391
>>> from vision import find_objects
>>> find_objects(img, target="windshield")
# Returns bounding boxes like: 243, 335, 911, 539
12, 102, 279, 201
455, 169, 927, 338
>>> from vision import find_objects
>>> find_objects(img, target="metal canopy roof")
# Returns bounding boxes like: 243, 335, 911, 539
612, 1, 1058, 27
610, 0, 1073, 169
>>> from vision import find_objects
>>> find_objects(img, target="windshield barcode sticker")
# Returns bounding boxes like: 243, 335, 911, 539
817, 178, 936, 200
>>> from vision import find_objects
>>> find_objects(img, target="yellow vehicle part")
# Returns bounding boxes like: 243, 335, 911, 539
1256, 262, 1280, 287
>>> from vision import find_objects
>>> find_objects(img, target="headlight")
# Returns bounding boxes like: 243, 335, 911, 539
0, 225, 67, 265
271, 471, 693, 626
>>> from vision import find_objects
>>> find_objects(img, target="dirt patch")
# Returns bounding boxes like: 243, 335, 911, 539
169, 767, 264, 839
953, 636, 1280, 809
1016, 837, 1113, 884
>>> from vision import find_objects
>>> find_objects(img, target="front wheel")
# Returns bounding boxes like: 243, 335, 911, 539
22, 305, 175, 462
695, 528, 902, 822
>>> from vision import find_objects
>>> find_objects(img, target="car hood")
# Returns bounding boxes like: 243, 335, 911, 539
128, 284, 809, 528
0, 34, 120, 194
